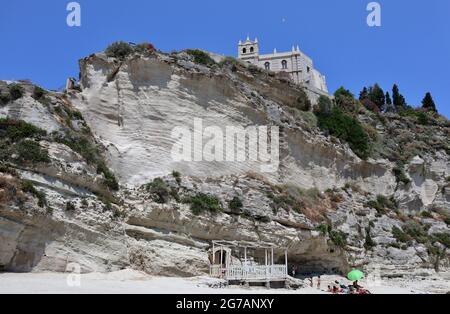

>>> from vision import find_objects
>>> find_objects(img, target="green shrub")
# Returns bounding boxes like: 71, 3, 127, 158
366, 195, 397, 215
229, 196, 243, 212
421, 211, 433, 219
102, 200, 113, 211
170, 187, 180, 203
185, 49, 216, 66
16, 140, 50, 163
292, 89, 312, 111
316, 224, 347, 247
134, 42, 156, 55
399, 108, 430, 125
0, 118, 47, 141
334, 86, 354, 99
9, 84, 24, 100
290, 109, 318, 129
403, 221, 429, 244
172, 171, 181, 184
218, 56, 238, 69
55, 136, 96, 163
146, 178, 170, 204
316, 107, 370, 159
65, 201, 76, 211
71, 110, 84, 121
188, 193, 222, 215
316, 95, 332, 115
97, 162, 119, 191
334, 87, 358, 112
0, 163, 18, 176
81, 199, 89, 208
393, 166, 411, 185
54, 135, 119, 191
0, 93, 10, 105
377, 195, 397, 210
364, 227, 377, 250
270, 185, 321, 214
329, 230, 347, 248
21, 180, 47, 208
392, 226, 411, 243
316, 224, 331, 236
366, 200, 383, 214
105, 41, 133, 60
432, 233, 450, 248
32, 86, 46, 100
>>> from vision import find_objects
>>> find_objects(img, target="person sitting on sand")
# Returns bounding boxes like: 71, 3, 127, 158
353, 280, 362, 290
351, 281, 372, 294
335, 281, 349, 294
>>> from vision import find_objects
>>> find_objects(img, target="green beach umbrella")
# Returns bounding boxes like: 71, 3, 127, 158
347, 269, 364, 281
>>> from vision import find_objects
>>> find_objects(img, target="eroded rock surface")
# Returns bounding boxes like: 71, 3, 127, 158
0, 49, 448, 277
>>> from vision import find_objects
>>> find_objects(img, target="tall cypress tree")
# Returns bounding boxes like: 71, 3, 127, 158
385, 92, 395, 112
422, 92, 437, 112
359, 87, 368, 101
386, 92, 392, 105
369, 84, 385, 112
392, 84, 406, 109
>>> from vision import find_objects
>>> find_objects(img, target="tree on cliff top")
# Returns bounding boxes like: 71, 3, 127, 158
422, 92, 437, 113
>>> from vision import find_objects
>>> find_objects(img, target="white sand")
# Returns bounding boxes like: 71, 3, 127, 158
0, 270, 448, 294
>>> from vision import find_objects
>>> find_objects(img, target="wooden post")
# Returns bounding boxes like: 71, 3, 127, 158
244, 247, 247, 281
271, 247, 274, 277
220, 247, 223, 278
212, 242, 215, 264
284, 249, 288, 276
265, 248, 268, 280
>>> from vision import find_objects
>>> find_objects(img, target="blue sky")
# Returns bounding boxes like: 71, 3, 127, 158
1, 0, 449, 117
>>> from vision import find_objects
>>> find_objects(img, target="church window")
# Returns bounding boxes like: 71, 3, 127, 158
264, 62, 270, 70
307, 66, 310, 73
281, 60, 288, 69
243, 48, 247, 54
250, 47, 254, 53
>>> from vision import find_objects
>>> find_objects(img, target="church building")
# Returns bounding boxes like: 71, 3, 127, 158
237, 37, 328, 95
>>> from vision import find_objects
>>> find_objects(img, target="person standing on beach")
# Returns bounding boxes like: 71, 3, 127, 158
317, 276, 321, 289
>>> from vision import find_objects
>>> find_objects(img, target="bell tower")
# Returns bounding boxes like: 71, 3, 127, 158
238, 36, 259, 63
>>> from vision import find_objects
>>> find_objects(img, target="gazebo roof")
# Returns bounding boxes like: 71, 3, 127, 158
212, 240, 287, 250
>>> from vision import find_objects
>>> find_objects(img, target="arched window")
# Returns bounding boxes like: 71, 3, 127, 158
242, 48, 247, 54
250, 47, 254, 53
264, 62, 270, 70
282, 60, 288, 69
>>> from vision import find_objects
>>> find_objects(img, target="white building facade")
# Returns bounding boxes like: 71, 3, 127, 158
237, 37, 328, 94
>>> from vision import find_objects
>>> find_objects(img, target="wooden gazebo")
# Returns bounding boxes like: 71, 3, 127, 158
209, 240, 288, 286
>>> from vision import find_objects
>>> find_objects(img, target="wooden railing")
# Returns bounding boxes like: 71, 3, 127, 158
210, 264, 287, 281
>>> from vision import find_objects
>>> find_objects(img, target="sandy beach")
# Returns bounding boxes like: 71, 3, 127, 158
0, 270, 448, 294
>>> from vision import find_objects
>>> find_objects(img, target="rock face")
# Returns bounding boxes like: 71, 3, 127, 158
0, 49, 449, 278
74, 53, 394, 194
